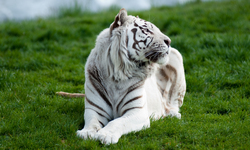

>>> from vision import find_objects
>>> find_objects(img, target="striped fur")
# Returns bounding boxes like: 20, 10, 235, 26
75, 8, 186, 145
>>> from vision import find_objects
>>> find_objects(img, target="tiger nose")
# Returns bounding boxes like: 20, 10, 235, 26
164, 38, 171, 47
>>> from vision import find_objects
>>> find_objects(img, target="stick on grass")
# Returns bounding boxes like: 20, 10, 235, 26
56, 91, 85, 98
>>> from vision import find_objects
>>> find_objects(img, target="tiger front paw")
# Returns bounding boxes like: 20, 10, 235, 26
94, 129, 121, 145
76, 129, 97, 140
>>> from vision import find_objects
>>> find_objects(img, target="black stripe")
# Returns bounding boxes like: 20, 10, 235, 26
166, 65, 177, 101
157, 83, 164, 96
85, 108, 111, 121
85, 97, 111, 120
116, 81, 144, 113
88, 66, 112, 108
107, 47, 114, 76
140, 28, 148, 35
121, 95, 142, 109
131, 28, 142, 52
126, 35, 129, 48
86, 84, 95, 95
146, 37, 153, 48
126, 29, 129, 48
98, 120, 105, 127
127, 80, 144, 94
121, 106, 144, 116
157, 68, 169, 98
136, 51, 139, 56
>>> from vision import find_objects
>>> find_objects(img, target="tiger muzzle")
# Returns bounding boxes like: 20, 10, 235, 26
145, 46, 169, 63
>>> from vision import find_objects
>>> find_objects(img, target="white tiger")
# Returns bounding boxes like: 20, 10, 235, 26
58, 8, 186, 145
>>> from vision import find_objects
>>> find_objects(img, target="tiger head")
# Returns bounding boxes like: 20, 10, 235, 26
110, 8, 171, 66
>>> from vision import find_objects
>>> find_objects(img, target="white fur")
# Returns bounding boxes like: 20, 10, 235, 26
76, 9, 186, 145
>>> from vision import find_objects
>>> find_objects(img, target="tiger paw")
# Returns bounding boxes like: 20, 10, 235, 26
94, 129, 120, 145
169, 110, 181, 119
76, 129, 97, 140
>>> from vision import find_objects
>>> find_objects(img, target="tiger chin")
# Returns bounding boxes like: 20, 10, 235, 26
58, 8, 186, 145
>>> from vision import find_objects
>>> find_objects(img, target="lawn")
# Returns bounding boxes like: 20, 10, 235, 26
0, 0, 249, 149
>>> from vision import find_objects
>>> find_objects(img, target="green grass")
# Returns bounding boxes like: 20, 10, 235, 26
0, 0, 249, 149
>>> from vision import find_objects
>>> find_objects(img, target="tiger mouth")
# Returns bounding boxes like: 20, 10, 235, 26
145, 50, 168, 63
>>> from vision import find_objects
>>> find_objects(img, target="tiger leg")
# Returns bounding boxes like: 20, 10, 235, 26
77, 109, 108, 140
94, 102, 150, 145
156, 48, 186, 119
167, 49, 186, 119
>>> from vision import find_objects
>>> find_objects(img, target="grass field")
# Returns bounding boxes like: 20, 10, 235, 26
0, 0, 249, 149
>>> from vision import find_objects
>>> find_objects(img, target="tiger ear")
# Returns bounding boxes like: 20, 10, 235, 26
110, 8, 128, 34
